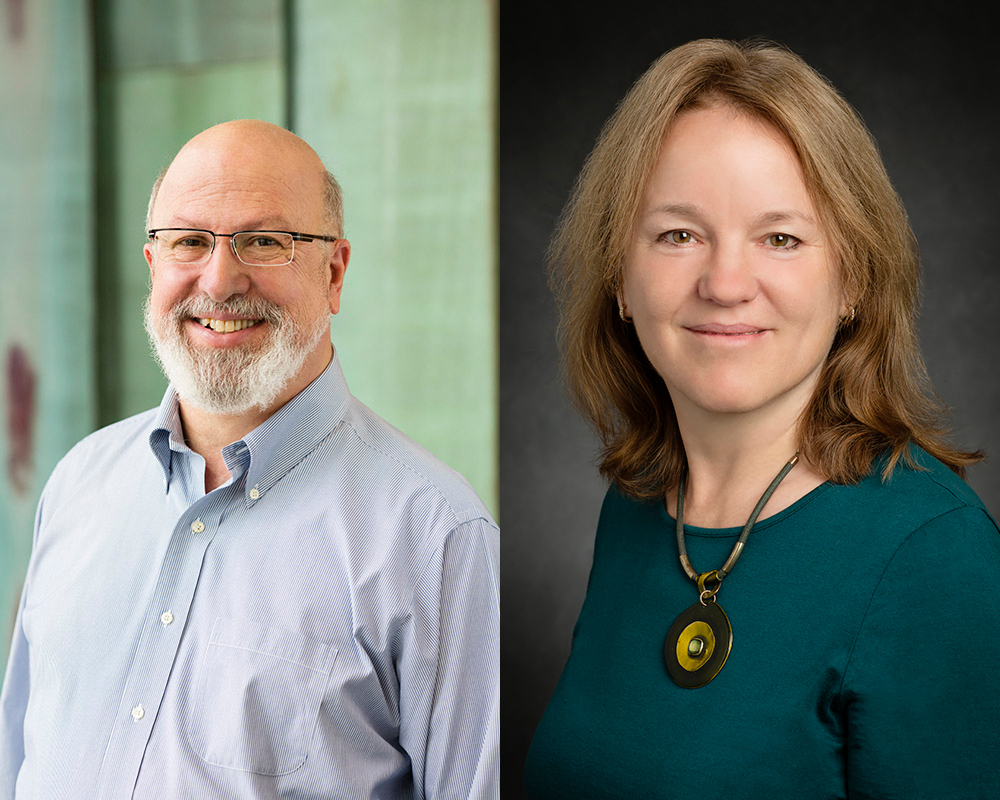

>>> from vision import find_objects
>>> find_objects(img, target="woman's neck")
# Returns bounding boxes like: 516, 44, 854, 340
666, 402, 826, 529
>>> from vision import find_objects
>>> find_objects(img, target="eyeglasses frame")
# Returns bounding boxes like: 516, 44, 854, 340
146, 227, 339, 267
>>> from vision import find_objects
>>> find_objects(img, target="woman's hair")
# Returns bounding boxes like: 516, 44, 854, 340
550, 38, 982, 500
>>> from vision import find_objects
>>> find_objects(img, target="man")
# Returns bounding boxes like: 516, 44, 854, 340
0, 120, 499, 799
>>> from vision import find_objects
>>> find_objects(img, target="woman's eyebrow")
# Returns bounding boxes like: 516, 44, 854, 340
642, 202, 705, 219
752, 209, 817, 226
642, 205, 816, 227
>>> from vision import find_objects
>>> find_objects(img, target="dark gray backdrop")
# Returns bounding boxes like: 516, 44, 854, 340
500, 3, 999, 797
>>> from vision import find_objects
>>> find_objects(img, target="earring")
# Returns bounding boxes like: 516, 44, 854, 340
619, 304, 631, 323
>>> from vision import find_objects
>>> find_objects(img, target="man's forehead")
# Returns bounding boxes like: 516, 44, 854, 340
180, 119, 320, 160
154, 146, 325, 227
156, 176, 301, 218
165, 121, 325, 192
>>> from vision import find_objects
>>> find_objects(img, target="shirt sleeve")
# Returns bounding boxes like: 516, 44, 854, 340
0, 586, 29, 793
399, 516, 500, 800
0, 481, 48, 795
842, 504, 1000, 798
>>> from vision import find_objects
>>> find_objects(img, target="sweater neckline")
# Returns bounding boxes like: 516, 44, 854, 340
659, 480, 833, 538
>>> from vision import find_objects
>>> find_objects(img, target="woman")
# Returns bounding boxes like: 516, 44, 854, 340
524, 39, 999, 797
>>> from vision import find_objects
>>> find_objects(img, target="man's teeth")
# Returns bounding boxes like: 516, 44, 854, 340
197, 318, 261, 333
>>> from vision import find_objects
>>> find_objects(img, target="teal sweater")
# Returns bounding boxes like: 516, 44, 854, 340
525, 449, 1000, 798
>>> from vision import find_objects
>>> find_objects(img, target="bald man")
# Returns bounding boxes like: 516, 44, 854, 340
0, 121, 499, 799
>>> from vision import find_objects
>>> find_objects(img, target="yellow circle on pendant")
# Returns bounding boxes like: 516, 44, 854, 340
676, 621, 716, 671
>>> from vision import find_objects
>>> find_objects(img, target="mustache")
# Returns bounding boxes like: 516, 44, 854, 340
168, 295, 284, 325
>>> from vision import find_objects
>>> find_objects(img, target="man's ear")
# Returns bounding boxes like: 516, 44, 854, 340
327, 239, 350, 315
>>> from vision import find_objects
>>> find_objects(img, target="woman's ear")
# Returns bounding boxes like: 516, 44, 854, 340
616, 288, 631, 323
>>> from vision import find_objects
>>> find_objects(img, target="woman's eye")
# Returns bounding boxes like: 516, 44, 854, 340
767, 233, 798, 248
663, 230, 695, 245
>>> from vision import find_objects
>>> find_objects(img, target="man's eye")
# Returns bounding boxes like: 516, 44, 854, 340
250, 235, 281, 247
767, 233, 799, 248
175, 236, 211, 249
662, 230, 695, 245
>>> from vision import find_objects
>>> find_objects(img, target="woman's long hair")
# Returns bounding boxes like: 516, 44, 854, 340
550, 38, 982, 501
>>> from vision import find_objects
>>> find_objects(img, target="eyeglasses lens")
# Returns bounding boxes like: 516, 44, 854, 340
233, 232, 294, 266
158, 230, 214, 263
154, 230, 295, 266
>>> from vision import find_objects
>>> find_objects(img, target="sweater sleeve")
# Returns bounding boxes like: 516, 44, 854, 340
842, 505, 1000, 799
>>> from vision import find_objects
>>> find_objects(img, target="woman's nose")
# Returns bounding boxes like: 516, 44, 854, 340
697, 244, 759, 306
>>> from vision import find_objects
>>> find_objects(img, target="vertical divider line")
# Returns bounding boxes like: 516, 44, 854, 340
92, 0, 121, 428
283, 0, 296, 131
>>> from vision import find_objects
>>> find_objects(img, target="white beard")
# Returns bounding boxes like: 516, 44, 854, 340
144, 293, 330, 416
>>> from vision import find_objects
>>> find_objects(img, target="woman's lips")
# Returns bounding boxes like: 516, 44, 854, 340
687, 323, 768, 335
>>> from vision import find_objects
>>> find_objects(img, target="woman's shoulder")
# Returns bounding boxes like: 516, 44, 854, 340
830, 444, 997, 545
587, 483, 670, 561
597, 482, 665, 529
863, 444, 990, 511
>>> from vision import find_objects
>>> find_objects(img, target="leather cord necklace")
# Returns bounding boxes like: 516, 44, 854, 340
665, 452, 799, 688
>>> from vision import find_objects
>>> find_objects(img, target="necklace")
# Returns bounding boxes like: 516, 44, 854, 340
665, 453, 799, 688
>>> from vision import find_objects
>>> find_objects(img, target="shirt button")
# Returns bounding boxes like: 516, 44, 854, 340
161, 611, 174, 626
249, 486, 260, 501
131, 705, 145, 721
191, 519, 205, 534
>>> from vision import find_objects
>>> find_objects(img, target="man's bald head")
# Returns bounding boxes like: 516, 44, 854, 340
146, 120, 343, 237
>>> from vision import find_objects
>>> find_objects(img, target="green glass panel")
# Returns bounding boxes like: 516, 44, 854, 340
0, 0, 95, 665
293, 0, 497, 514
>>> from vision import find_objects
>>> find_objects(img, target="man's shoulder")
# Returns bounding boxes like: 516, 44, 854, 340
335, 397, 495, 529
37, 406, 162, 511
61, 407, 160, 462
49, 408, 157, 483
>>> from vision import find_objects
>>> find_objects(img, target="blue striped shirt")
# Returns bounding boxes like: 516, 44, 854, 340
0, 355, 499, 799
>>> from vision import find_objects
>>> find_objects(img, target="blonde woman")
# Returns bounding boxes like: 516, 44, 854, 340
525, 39, 998, 797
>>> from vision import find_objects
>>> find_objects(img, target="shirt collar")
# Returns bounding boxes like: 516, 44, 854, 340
148, 386, 185, 488
148, 354, 352, 505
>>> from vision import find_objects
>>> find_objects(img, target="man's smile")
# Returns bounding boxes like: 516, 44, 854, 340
196, 317, 262, 333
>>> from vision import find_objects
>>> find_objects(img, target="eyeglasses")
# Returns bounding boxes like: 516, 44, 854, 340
147, 228, 338, 267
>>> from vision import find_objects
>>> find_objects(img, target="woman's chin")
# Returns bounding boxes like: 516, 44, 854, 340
669, 382, 798, 419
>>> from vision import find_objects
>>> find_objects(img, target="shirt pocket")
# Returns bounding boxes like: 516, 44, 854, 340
187, 616, 338, 775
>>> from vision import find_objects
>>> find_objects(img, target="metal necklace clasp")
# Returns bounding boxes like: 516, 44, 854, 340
696, 570, 722, 606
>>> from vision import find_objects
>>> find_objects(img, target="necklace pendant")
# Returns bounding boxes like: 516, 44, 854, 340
664, 599, 733, 688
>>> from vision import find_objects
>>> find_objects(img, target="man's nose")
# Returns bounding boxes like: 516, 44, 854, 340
197, 237, 252, 302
